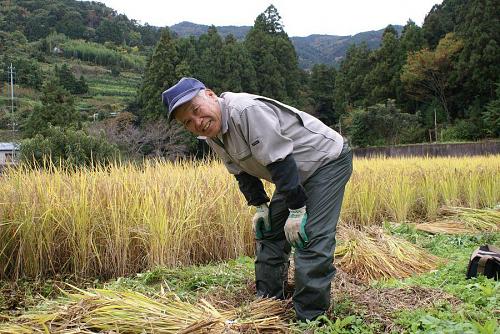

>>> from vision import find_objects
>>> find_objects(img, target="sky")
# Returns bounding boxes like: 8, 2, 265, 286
94, 0, 443, 37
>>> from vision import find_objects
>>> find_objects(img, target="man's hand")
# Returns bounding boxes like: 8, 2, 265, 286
284, 206, 308, 249
253, 203, 271, 239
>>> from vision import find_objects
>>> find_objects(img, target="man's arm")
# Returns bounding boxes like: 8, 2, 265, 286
234, 172, 270, 206
266, 154, 307, 209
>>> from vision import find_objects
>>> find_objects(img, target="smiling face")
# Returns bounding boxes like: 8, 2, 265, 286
173, 89, 222, 138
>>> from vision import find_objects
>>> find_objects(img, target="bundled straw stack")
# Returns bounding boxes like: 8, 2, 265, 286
415, 206, 500, 234
335, 227, 441, 282
0, 288, 292, 333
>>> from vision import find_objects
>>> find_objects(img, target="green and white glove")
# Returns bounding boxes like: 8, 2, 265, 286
284, 206, 308, 249
252, 203, 271, 239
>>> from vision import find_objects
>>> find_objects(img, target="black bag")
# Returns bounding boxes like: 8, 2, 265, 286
466, 245, 500, 280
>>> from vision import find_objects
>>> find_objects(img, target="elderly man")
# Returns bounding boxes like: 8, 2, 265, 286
162, 77, 352, 321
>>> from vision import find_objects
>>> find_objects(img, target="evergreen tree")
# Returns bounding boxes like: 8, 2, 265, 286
23, 80, 82, 137
55, 64, 88, 95
194, 26, 224, 93
76, 75, 89, 95
245, 5, 300, 104
422, 0, 466, 48
220, 34, 257, 93
138, 28, 179, 119
334, 43, 373, 113
309, 64, 336, 125
455, 0, 500, 108
362, 25, 404, 105
400, 20, 427, 54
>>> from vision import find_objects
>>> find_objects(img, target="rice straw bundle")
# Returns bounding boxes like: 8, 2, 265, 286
438, 206, 500, 232
335, 227, 440, 282
415, 220, 473, 234
0, 289, 291, 333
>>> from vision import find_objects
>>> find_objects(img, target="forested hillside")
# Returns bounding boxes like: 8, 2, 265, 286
169, 21, 403, 69
0, 0, 498, 166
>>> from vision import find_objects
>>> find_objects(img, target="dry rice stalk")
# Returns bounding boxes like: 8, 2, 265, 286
335, 227, 441, 282
415, 220, 473, 235
438, 206, 500, 232
0, 289, 292, 333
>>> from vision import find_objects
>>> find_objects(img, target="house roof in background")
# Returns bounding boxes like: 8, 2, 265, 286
0, 143, 20, 151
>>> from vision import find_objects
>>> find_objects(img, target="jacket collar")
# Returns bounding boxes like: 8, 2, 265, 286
218, 97, 229, 135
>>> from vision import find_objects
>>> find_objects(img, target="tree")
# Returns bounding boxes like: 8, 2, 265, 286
76, 75, 89, 95
309, 64, 336, 125
55, 64, 88, 95
138, 28, 179, 119
55, 10, 86, 39
334, 43, 373, 114
455, 0, 500, 108
193, 26, 224, 93
23, 80, 82, 137
245, 5, 300, 104
95, 15, 131, 45
88, 112, 194, 160
362, 25, 404, 105
401, 33, 463, 122
348, 100, 423, 147
400, 20, 426, 54
482, 84, 500, 137
220, 34, 257, 93
422, 0, 466, 48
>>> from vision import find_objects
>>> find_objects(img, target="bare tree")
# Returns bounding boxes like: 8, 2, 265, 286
88, 112, 192, 161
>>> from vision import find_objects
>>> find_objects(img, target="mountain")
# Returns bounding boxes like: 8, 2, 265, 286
170, 21, 250, 40
291, 27, 403, 69
170, 22, 403, 69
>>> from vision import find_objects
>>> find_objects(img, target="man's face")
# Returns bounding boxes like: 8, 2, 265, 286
174, 89, 222, 138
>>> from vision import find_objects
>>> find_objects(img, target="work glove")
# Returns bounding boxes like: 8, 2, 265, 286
252, 203, 271, 239
284, 206, 308, 249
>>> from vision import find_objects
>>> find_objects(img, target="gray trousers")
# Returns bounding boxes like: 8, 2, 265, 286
255, 142, 353, 321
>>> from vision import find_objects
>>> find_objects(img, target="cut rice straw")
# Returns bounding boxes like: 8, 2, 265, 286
335, 227, 441, 282
0, 288, 292, 333
438, 206, 500, 232
415, 221, 473, 235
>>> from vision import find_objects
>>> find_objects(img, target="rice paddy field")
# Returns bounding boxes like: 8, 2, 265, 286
0, 155, 499, 333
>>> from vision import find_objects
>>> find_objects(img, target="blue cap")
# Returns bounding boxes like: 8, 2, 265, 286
162, 77, 206, 122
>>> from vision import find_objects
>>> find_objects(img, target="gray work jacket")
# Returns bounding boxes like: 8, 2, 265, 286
204, 93, 344, 184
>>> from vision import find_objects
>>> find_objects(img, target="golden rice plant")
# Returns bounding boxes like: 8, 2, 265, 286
346, 170, 382, 225
0, 155, 498, 279
480, 167, 500, 208
383, 171, 418, 223
0, 288, 291, 333
418, 169, 441, 220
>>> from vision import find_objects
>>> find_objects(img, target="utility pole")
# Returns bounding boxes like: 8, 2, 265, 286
434, 108, 438, 143
9, 63, 15, 158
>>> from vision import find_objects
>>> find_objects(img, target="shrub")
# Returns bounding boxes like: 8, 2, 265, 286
348, 100, 423, 147
440, 119, 482, 142
20, 126, 119, 168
